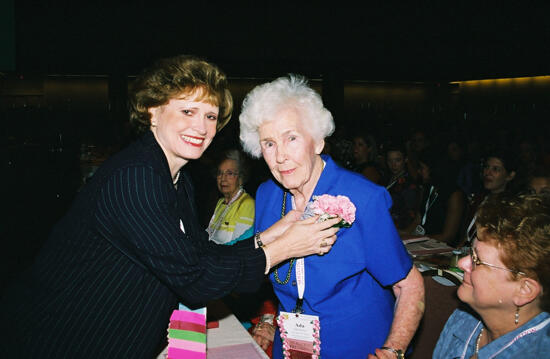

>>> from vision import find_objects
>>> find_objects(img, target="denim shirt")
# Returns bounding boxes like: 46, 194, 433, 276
433, 308, 550, 359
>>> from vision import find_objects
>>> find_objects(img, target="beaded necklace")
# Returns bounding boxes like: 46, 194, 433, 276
460, 317, 550, 359
473, 327, 484, 359
273, 191, 296, 284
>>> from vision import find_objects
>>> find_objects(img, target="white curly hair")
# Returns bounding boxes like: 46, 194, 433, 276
239, 74, 335, 158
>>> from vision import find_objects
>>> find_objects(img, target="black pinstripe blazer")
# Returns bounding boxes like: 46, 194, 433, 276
0, 132, 265, 358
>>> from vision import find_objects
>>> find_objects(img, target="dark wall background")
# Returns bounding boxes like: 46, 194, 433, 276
9, 2, 550, 80
0, 0, 15, 71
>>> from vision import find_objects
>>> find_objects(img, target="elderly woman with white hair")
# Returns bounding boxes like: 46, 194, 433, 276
239, 75, 425, 359
207, 149, 255, 245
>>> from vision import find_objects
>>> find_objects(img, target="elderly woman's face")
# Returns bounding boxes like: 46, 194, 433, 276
457, 239, 519, 313
259, 108, 324, 194
217, 159, 240, 200
149, 92, 219, 169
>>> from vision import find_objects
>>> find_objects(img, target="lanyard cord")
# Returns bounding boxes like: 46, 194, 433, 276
272, 192, 306, 313
385, 170, 406, 190
460, 318, 550, 359
206, 188, 244, 240
421, 185, 438, 226
460, 321, 482, 359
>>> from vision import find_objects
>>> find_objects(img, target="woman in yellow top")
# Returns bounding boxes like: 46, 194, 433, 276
207, 149, 255, 245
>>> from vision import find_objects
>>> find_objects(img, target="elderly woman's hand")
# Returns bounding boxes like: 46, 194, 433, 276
259, 209, 302, 246
252, 322, 275, 351
264, 216, 341, 267
283, 215, 340, 257
368, 348, 400, 359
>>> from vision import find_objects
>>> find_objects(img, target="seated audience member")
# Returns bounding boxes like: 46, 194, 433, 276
444, 136, 467, 187
517, 135, 539, 177
206, 149, 278, 357
384, 143, 422, 233
481, 149, 520, 196
525, 166, 550, 195
207, 149, 255, 245
412, 150, 466, 247
433, 194, 550, 358
464, 149, 519, 244
405, 128, 431, 182
351, 131, 384, 184
444, 135, 482, 198
463, 135, 484, 197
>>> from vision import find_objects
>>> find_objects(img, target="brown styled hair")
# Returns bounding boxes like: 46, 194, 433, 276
476, 193, 550, 311
128, 55, 233, 134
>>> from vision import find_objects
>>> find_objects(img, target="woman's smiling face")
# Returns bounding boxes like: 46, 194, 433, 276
457, 237, 519, 313
149, 90, 219, 171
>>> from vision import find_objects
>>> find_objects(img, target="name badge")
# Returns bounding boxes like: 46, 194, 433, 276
277, 311, 320, 359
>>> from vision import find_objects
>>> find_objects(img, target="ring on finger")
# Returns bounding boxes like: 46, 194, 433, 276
320, 240, 328, 248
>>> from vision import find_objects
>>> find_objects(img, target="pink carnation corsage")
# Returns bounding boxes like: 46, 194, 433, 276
303, 194, 356, 228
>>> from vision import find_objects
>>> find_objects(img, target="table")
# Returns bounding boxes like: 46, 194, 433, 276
206, 300, 269, 358
157, 300, 269, 359
402, 236, 466, 285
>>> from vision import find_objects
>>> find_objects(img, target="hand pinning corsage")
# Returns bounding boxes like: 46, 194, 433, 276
303, 194, 356, 228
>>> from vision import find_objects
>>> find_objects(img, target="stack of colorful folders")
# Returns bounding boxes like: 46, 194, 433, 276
166, 304, 207, 359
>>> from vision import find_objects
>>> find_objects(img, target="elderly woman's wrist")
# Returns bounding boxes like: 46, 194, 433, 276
257, 228, 278, 246
263, 238, 290, 269
261, 245, 271, 275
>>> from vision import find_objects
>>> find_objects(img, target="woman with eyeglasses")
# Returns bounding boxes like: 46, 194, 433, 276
207, 148, 279, 357
207, 149, 255, 245
433, 194, 550, 358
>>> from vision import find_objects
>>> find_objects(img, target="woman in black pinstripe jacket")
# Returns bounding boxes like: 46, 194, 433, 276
0, 55, 339, 358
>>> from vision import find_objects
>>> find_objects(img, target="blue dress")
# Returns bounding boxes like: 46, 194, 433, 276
255, 155, 413, 358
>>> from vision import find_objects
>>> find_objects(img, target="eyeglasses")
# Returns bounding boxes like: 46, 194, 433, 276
469, 247, 525, 275
216, 170, 239, 178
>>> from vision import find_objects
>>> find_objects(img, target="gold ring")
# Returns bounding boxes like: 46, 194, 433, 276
320, 240, 328, 248
319, 250, 324, 256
